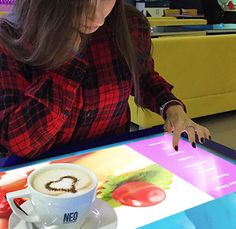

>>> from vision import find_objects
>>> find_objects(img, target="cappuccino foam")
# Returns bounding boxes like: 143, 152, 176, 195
32, 168, 94, 197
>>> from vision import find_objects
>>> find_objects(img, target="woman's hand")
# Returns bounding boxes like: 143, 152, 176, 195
164, 105, 211, 151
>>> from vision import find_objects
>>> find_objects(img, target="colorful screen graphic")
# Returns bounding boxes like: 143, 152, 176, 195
0, 2, 13, 12
0, 133, 236, 229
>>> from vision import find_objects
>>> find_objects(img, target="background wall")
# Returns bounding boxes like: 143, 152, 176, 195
169, 0, 203, 13
125, 0, 203, 12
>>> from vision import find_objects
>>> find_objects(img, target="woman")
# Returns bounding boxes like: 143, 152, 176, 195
0, 0, 210, 158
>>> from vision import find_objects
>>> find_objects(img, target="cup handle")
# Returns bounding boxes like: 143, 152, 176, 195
6, 189, 40, 222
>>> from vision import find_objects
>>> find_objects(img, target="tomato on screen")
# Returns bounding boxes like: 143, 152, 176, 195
97, 164, 173, 208
112, 181, 166, 207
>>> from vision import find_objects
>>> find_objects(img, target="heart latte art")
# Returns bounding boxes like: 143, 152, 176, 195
45, 176, 79, 194
32, 168, 94, 196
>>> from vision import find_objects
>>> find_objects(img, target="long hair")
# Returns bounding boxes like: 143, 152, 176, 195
107, 1, 150, 104
0, 0, 148, 103
0, 0, 96, 68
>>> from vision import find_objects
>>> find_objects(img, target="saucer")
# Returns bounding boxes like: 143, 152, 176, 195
8, 198, 117, 229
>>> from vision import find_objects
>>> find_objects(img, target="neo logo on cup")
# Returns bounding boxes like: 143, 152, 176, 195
63, 211, 78, 223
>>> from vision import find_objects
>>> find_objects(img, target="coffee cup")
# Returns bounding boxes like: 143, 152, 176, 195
6, 163, 98, 228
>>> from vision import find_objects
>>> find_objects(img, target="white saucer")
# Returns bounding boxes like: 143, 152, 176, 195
8, 198, 117, 229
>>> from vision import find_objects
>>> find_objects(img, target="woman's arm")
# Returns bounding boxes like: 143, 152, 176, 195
127, 12, 184, 116
0, 50, 83, 158
128, 12, 211, 150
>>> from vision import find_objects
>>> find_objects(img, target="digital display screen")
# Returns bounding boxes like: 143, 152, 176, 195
1, 133, 236, 229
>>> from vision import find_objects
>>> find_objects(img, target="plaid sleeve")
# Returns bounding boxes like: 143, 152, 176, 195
0, 49, 80, 158
128, 14, 184, 115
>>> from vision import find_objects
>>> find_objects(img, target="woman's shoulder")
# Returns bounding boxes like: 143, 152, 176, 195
125, 4, 150, 31
0, 43, 12, 70
0, 42, 22, 72
0, 42, 16, 61
0, 43, 9, 56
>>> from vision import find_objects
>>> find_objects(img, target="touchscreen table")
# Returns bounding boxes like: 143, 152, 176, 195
0, 132, 236, 229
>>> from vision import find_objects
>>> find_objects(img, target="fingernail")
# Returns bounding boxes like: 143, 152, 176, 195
200, 137, 205, 143
174, 145, 178, 151
192, 142, 196, 148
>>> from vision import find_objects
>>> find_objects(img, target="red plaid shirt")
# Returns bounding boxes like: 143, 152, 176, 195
0, 14, 181, 158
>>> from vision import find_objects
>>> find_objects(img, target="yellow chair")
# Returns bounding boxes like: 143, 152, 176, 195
181, 9, 198, 16
147, 17, 177, 27
129, 34, 236, 128
163, 9, 180, 17
147, 16, 177, 21
148, 18, 207, 26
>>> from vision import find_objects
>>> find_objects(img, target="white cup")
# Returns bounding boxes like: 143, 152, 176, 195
6, 163, 98, 229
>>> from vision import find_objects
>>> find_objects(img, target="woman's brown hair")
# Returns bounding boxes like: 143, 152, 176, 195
0, 0, 149, 103
107, 1, 150, 103
0, 0, 96, 68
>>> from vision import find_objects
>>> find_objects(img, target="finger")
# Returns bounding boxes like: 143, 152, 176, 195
164, 119, 173, 133
185, 126, 196, 148
204, 128, 211, 140
199, 134, 206, 144
194, 125, 207, 144
195, 129, 206, 144
195, 125, 211, 141
172, 127, 182, 151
